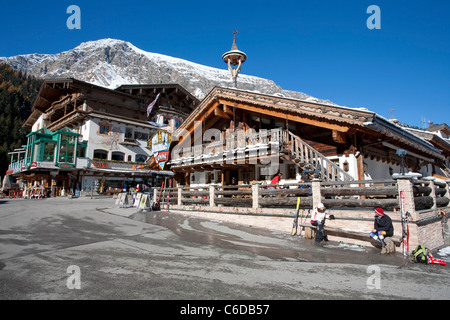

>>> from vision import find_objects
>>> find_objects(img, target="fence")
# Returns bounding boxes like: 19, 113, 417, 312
153, 178, 449, 213
136, 176, 450, 249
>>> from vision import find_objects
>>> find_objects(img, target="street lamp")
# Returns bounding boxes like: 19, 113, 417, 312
396, 149, 407, 175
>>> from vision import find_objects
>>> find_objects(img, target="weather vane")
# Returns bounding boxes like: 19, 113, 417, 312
222, 30, 247, 88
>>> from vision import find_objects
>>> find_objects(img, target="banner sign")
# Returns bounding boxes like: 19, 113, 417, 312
148, 130, 171, 170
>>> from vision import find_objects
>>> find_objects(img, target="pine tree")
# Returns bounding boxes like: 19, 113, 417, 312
0, 63, 43, 177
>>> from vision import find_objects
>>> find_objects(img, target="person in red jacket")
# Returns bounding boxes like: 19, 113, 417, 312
270, 172, 282, 185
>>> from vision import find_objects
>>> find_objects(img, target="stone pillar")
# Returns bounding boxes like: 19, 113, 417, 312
178, 187, 182, 206
252, 183, 260, 209
396, 177, 416, 220
209, 185, 215, 207
445, 182, 450, 209
428, 180, 437, 210
311, 179, 322, 209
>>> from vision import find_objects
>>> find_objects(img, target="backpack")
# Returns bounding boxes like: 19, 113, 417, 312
411, 245, 430, 263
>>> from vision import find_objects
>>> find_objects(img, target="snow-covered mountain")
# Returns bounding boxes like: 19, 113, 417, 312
0, 38, 334, 104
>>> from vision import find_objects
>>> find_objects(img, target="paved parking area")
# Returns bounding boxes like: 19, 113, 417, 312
0, 197, 449, 302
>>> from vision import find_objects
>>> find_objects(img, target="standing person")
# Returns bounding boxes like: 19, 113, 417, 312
369, 208, 394, 254
270, 172, 282, 185
269, 172, 282, 197
310, 203, 335, 242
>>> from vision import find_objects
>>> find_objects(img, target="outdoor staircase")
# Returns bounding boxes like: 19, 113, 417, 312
441, 163, 450, 179
281, 130, 354, 182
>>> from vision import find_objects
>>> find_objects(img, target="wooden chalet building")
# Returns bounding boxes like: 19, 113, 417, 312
7, 78, 199, 196
168, 87, 446, 187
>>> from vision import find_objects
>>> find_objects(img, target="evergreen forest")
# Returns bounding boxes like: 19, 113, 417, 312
0, 63, 42, 178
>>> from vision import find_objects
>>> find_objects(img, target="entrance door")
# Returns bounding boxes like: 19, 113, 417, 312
229, 170, 239, 185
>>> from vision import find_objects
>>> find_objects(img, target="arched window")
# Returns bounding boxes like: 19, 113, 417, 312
93, 149, 108, 160
111, 152, 124, 161
135, 154, 148, 163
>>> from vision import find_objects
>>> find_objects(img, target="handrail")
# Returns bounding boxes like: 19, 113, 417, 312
284, 130, 354, 182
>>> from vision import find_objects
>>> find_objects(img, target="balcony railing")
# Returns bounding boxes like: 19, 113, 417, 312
8, 159, 27, 173
170, 128, 283, 166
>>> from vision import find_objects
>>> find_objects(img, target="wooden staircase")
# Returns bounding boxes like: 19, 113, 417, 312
281, 130, 354, 182
441, 163, 450, 178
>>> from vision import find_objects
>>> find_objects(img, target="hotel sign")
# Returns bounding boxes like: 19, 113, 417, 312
148, 130, 171, 170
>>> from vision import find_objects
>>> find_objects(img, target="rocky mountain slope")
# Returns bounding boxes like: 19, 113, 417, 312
0, 38, 334, 104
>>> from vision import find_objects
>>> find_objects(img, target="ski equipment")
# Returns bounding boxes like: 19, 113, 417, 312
412, 245, 447, 265
291, 197, 301, 236
153, 181, 164, 211
400, 191, 409, 258
166, 179, 172, 212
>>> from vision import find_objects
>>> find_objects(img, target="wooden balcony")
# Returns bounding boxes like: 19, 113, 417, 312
170, 128, 283, 167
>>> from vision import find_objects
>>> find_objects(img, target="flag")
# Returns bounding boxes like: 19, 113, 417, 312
147, 93, 160, 117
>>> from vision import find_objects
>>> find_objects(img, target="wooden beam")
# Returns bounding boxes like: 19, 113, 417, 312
219, 99, 350, 132
187, 101, 221, 136
214, 108, 231, 120
223, 104, 234, 116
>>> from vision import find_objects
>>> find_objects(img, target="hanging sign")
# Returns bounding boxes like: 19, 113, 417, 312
148, 130, 171, 170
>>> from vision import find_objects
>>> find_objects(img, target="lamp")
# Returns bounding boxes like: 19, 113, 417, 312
396, 149, 407, 175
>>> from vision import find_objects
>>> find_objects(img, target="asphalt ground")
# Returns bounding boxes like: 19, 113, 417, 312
0, 197, 449, 306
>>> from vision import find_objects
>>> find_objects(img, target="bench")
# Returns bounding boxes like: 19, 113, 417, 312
298, 222, 402, 247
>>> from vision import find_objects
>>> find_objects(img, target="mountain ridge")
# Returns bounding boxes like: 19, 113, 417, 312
0, 38, 335, 104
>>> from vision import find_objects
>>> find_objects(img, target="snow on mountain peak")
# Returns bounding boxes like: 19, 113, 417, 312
0, 38, 335, 104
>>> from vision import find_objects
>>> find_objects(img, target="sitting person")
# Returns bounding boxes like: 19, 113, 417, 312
369, 208, 394, 254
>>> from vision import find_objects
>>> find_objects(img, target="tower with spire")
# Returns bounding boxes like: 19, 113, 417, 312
222, 30, 247, 88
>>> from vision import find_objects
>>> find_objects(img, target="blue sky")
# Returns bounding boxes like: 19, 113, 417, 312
1, 0, 448, 128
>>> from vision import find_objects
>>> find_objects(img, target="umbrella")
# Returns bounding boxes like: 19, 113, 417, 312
2, 175, 11, 191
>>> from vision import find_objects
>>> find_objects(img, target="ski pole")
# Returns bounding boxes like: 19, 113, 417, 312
166, 179, 172, 212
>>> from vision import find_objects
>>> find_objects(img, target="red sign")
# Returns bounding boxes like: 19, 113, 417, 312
93, 162, 108, 168
156, 151, 169, 162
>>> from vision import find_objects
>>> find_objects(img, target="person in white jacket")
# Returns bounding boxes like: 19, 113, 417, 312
310, 203, 335, 242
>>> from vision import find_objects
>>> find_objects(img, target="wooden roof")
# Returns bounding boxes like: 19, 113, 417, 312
23, 78, 198, 129
175, 86, 444, 161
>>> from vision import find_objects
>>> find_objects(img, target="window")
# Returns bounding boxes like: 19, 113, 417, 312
134, 132, 149, 141
111, 152, 124, 161
135, 154, 147, 163
287, 165, 296, 179
100, 125, 109, 135
25, 136, 33, 165
125, 129, 133, 138
77, 142, 87, 158
94, 149, 108, 160
163, 117, 171, 125
58, 134, 76, 164
243, 172, 251, 185
43, 142, 55, 162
